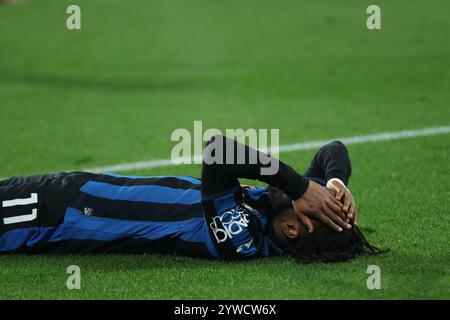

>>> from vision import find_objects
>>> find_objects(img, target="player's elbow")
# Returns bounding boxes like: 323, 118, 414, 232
325, 140, 349, 155
330, 140, 347, 149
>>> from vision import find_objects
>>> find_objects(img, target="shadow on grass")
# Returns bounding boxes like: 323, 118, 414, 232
0, 253, 293, 277
0, 73, 209, 93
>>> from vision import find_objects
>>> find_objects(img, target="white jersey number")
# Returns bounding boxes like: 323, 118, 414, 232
2, 193, 38, 225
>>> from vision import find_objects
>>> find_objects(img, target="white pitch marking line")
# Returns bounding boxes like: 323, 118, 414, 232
81, 126, 450, 174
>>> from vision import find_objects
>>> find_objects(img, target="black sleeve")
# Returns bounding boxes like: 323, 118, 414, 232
201, 135, 310, 200
304, 140, 352, 186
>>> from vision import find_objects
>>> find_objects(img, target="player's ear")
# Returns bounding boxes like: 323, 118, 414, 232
281, 218, 300, 239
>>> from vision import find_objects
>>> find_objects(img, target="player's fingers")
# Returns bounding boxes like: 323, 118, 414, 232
331, 196, 344, 209
327, 198, 346, 221
317, 211, 343, 232
298, 213, 314, 233
353, 208, 358, 226
335, 188, 345, 202
323, 205, 351, 230
347, 203, 354, 220
327, 187, 337, 197
343, 192, 352, 213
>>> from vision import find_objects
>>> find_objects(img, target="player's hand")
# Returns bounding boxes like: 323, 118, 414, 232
292, 180, 350, 233
327, 179, 357, 225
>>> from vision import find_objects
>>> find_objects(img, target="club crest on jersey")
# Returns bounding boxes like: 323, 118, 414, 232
210, 204, 252, 243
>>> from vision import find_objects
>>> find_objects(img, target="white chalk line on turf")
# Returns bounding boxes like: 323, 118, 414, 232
81, 126, 450, 174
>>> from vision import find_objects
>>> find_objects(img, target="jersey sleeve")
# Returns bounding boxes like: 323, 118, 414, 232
201, 187, 265, 259
200, 135, 309, 259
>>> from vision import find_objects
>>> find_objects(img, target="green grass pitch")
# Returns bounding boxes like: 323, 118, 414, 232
0, 0, 449, 299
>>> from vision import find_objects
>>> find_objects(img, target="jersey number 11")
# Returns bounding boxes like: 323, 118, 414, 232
2, 193, 38, 225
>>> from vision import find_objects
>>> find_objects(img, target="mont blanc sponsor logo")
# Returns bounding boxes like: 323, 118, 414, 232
210, 205, 252, 243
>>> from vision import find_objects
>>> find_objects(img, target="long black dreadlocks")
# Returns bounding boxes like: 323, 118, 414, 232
267, 186, 387, 263
284, 221, 386, 263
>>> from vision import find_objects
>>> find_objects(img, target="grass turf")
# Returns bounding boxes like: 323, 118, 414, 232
0, 0, 449, 299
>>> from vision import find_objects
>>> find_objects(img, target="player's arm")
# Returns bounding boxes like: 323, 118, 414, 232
201, 135, 310, 258
201, 136, 309, 200
201, 135, 348, 234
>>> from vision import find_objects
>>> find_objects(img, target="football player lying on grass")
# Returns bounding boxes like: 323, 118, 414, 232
0, 135, 383, 262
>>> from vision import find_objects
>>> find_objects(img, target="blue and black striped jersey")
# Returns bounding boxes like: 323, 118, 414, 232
62, 173, 283, 258
0, 172, 284, 258
0, 137, 351, 258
